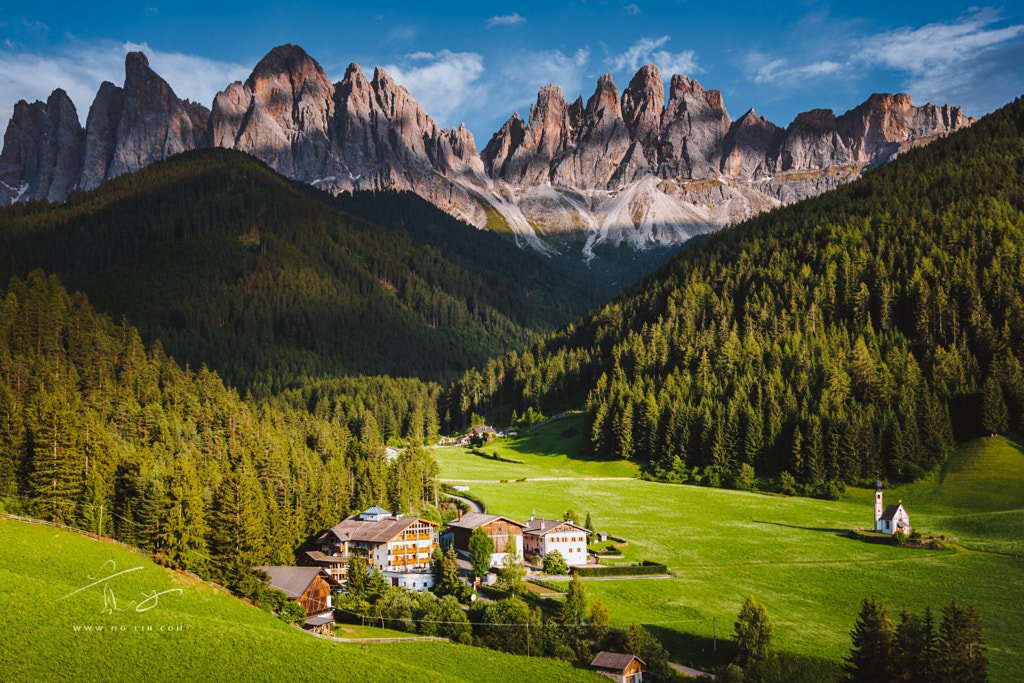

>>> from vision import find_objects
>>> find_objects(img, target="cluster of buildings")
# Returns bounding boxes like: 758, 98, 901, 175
256, 505, 592, 620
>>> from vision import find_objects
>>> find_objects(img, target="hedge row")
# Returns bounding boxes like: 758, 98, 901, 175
571, 561, 669, 577
528, 578, 567, 592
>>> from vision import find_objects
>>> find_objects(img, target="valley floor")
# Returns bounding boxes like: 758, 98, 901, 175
439, 428, 1024, 681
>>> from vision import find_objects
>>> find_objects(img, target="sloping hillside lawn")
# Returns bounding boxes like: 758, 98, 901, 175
0, 519, 599, 682
434, 416, 639, 480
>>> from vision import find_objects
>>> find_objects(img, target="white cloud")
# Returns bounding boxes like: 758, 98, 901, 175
497, 47, 591, 113
486, 13, 526, 29
384, 50, 486, 126
747, 54, 843, 85
743, 7, 1024, 115
122, 42, 250, 104
857, 9, 1024, 74
0, 40, 249, 134
624, 4, 641, 16
607, 36, 698, 78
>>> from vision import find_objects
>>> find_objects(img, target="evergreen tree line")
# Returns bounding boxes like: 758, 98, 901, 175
0, 271, 440, 590
0, 149, 595, 396
846, 597, 987, 682
447, 97, 1024, 488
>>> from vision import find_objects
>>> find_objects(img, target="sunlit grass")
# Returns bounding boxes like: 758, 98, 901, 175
434, 416, 639, 481
467, 435, 1024, 681
0, 519, 600, 682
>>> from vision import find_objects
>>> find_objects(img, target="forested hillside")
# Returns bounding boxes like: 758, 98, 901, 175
0, 149, 596, 395
0, 271, 440, 585
449, 97, 1024, 489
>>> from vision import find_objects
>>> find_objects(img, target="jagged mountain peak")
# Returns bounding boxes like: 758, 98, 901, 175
0, 43, 976, 256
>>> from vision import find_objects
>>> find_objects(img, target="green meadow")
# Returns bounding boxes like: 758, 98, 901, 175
448, 435, 1024, 681
433, 416, 639, 480
0, 519, 599, 682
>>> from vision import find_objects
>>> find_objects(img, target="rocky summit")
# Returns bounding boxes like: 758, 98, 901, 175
0, 44, 973, 254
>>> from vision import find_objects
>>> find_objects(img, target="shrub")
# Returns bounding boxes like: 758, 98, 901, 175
543, 550, 569, 575
572, 562, 668, 578
894, 530, 908, 546
812, 481, 842, 501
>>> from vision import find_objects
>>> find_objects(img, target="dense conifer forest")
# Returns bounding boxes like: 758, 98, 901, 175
0, 271, 442, 586
0, 150, 597, 396
449, 97, 1024, 489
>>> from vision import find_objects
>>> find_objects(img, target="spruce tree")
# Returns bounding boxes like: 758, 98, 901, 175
734, 595, 773, 666
939, 599, 988, 682
845, 596, 896, 682
560, 572, 587, 627
981, 376, 1009, 436
158, 460, 209, 573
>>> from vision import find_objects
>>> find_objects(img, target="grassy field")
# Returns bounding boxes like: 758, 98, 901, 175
434, 416, 639, 481
466, 435, 1024, 681
0, 519, 600, 682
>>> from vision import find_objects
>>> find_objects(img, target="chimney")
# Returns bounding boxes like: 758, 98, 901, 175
458, 509, 463, 521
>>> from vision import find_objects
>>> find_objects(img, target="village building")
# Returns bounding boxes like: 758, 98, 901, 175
303, 615, 335, 635
440, 512, 525, 568
873, 479, 911, 535
590, 652, 645, 683
469, 426, 497, 445
256, 565, 338, 617
524, 516, 590, 566
310, 506, 439, 591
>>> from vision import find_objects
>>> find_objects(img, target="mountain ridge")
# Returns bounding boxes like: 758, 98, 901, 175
0, 43, 973, 254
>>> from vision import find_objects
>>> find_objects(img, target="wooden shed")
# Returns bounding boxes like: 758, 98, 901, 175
257, 566, 338, 616
590, 652, 645, 683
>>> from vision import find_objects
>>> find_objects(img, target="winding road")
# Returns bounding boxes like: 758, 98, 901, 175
442, 492, 484, 514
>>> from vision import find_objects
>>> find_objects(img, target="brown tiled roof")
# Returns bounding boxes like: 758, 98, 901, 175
524, 519, 589, 536
445, 513, 525, 531
301, 550, 347, 565
880, 504, 904, 521
256, 566, 327, 599
590, 652, 644, 671
328, 514, 437, 545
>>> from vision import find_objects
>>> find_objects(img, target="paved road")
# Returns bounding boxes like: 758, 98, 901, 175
442, 492, 484, 514
670, 662, 716, 679
439, 476, 636, 483
541, 574, 674, 582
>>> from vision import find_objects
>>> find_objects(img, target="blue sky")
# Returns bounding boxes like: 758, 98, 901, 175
1, 1, 1022, 145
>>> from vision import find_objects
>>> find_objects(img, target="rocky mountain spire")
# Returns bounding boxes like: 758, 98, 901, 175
79, 82, 125, 192
657, 74, 731, 179
0, 89, 84, 204
109, 51, 208, 178
211, 43, 334, 180
621, 64, 664, 161
0, 46, 976, 252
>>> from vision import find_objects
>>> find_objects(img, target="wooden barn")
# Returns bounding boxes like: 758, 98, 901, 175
257, 566, 338, 616
590, 652, 645, 683
440, 513, 525, 568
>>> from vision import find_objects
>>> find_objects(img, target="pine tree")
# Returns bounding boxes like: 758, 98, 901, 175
938, 599, 988, 682
734, 595, 773, 666
589, 598, 610, 640
845, 596, 896, 682
26, 386, 83, 524
158, 459, 209, 573
209, 461, 268, 582
981, 376, 1009, 436
560, 572, 587, 627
